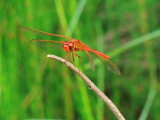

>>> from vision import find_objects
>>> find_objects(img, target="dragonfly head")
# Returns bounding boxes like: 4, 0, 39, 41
62, 41, 74, 52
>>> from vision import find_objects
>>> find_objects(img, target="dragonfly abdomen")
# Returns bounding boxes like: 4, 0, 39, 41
90, 49, 111, 59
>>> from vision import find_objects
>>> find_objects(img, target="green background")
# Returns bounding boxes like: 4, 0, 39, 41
0, 0, 160, 120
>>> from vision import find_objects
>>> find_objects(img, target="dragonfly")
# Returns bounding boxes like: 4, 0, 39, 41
20, 27, 121, 75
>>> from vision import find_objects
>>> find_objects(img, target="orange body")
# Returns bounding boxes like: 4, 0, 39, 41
62, 39, 110, 59
21, 27, 121, 75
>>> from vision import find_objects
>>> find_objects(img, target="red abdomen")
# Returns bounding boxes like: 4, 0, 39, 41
89, 49, 111, 59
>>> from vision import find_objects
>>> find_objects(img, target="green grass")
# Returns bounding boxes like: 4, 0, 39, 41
0, 0, 160, 120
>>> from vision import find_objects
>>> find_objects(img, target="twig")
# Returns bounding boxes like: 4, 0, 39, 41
47, 54, 125, 120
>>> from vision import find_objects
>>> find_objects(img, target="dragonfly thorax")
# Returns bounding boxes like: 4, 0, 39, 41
62, 41, 74, 52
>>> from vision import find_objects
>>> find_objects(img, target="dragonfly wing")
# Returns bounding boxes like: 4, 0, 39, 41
20, 27, 73, 39
20, 27, 50, 36
77, 41, 95, 70
86, 51, 95, 70
83, 49, 95, 70
30, 39, 64, 50
96, 54, 121, 75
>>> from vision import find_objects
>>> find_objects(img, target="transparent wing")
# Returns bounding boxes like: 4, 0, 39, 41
29, 39, 64, 52
96, 54, 121, 75
76, 41, 95, 70
85, 51, 95, 70
20, 27, 73, 39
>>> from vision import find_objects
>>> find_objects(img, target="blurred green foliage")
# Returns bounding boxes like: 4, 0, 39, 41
0, 0, 160, 120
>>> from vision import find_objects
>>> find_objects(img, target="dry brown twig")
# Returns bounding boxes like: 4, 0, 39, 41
47, 54, 125, 120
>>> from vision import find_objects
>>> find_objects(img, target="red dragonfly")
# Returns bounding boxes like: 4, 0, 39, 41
21, 27, 121, 75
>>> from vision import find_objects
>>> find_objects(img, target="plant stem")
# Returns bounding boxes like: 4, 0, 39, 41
47, 54, 125, 120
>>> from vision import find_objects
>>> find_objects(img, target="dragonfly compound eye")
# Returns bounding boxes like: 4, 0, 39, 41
68, 42, 73, 47
63, 45, 70, 52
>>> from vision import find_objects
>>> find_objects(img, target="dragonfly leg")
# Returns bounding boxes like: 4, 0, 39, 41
71, 51, 75, 62
74, 52, 81, 59
65, 52, 75, 62
74, 52, 82, 69
64, 52, 70, 61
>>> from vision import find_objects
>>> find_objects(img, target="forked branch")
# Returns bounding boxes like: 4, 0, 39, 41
47, 54, 125, 120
